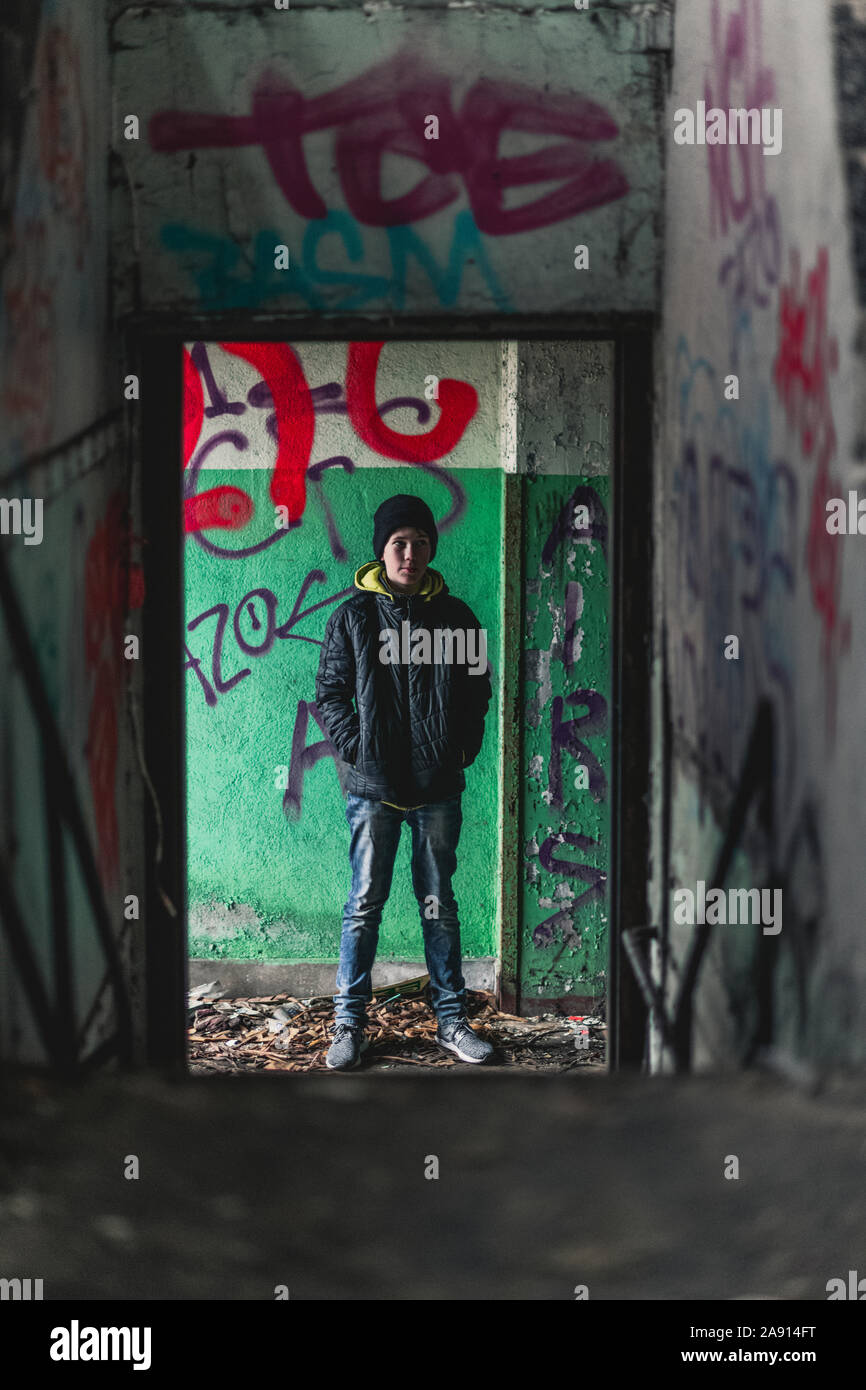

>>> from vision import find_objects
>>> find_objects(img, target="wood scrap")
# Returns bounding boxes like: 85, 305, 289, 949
188, 985, 606, 1073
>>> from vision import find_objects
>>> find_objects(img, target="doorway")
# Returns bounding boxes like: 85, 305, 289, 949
137, 326, 651, 1071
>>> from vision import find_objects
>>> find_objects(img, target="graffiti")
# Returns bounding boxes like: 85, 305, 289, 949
774, 247, 838, 469
717, 190, 781, 366
525, 482, 609, 955
672, 333, 799, 805
674, 11, 849, 1059
671, 2, 795, 810
152, 52, 629, 313
346, 342, 477, 463
773, 244, 849, 737
184, 431, 255, 538
183, 341, 313, 533
282, 699, 342, 818
627, 700, 825, 1070
542, 483, 608, 566
84, 494, 145, 890
182, 344, 205, 465
183, 341, 473, 560
162, 209, 514, 313
549, 690, 608, 807
705, 0, 776, 239
672, 2, 846, 852
185, 569, 350, 709
533, 831, 607, 947
150, 53, 628, 235
35, 24, 89, 266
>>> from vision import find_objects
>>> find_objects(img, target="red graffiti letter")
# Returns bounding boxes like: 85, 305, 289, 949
221, 342, 314, 519
346, 341, 477, 462
460, 82, 628, 236
182, 346, 204, 466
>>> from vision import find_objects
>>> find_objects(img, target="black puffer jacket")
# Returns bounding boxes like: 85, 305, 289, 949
315, 562, 492, 805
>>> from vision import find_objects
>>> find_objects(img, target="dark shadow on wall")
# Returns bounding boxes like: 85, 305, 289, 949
626, 698, 825, 1072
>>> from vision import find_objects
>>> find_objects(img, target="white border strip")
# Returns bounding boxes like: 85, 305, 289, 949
499, 339, 518, 474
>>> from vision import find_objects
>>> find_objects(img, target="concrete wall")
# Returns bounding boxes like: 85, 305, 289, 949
111, 0, 666, 319
0, 0, 146, 1064
654, 0, 866, 1066
518, 340, 613, 1010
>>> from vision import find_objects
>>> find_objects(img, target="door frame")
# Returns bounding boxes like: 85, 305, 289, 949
133, 316, 652, 1070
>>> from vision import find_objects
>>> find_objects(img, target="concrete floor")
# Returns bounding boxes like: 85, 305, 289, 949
2, 1065, 865, 1300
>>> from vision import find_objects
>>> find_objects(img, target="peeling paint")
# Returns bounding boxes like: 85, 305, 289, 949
517, 342, 612, 1003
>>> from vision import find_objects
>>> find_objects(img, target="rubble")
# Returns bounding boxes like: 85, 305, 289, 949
187, 979, 607, 1073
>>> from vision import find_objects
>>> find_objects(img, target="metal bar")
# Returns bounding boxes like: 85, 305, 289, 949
136, 331, 189, 1068
122, 313, 656, 343
621, 928, 677, 1058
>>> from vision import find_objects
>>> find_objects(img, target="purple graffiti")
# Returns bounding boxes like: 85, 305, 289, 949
542, 483, 608, 567
718, 192, 782, 367
531, 831, 607, 946
549, 689, 608, 808
185, 343, 468, 561
705, 0, 776, 239
185, 569, 352, 709
283, 699, 335, 817
150, 53, 629, 235
672, 333, 801, 808
523, 479, 610, 953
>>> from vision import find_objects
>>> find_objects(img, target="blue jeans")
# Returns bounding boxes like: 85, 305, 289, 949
334, 793, 467, 1026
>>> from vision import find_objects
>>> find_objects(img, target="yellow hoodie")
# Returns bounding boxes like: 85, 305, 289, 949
353, 561, 445, 601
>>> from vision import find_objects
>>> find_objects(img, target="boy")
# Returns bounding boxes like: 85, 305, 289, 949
314, 494, 493, 1069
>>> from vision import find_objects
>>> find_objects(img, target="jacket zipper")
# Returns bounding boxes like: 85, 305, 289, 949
400, 596, 413, 761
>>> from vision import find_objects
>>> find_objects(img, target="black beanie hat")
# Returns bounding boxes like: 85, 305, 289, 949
373, 494, 438, 561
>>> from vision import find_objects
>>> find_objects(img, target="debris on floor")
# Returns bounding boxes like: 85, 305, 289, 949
187, 977, 606, 1073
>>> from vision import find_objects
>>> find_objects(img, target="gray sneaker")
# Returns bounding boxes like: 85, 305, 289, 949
436, 1016, 494, 1064
325, 1023, 369, 1070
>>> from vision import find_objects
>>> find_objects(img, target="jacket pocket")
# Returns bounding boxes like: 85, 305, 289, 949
344, 733, 361, 768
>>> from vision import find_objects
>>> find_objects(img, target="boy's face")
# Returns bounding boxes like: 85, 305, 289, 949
382, 526, 431, 594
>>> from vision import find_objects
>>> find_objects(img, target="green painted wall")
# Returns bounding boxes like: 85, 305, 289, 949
520, 474, 611, 1003
184, 340, 502, 963
516, 341, 613, 1007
